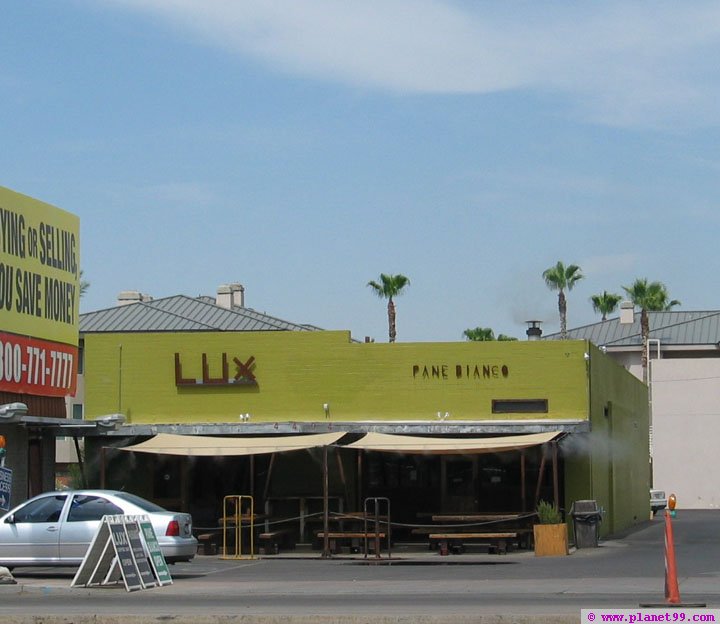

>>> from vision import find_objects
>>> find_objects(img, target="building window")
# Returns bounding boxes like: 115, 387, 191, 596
72, 404, 83, 420
491, 399, 548, 414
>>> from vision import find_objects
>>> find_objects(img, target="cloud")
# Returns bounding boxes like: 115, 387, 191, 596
99, 0, 720, 128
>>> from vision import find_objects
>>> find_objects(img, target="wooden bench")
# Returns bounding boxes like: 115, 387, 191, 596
429, 532, 517, 555
315, 531, 387, 554
196, 532, 221, 556
427, 513, 536, 550
258, 529, 295, 555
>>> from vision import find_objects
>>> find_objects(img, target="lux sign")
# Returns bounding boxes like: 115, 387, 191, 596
174, 353, 258, 387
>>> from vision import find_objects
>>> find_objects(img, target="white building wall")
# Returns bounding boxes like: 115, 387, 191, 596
59, 372, 85, 463
650, 359, 720, 509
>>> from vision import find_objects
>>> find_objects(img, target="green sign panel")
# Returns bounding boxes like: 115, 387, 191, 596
140, 519, 172, 586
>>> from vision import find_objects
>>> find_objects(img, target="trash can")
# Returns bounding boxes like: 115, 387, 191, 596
570, 500, 603, 548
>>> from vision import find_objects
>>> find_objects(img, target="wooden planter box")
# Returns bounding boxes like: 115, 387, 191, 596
533, 523, 569, 557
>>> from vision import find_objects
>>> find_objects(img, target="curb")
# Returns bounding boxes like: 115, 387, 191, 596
0, 616, 580, 624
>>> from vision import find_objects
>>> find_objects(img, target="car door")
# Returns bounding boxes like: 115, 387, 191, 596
0, 493, 68, 564
58, 493, 124, 562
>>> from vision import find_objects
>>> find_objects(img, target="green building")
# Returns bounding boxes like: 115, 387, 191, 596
78, 289, 649, 543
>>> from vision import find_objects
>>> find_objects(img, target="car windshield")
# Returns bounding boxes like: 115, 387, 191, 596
113, 491, 167, 512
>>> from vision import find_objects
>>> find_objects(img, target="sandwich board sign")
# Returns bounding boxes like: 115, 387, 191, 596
72, 514, 172, 591
140, 517, 172, 585
0, 467, 12, 512
123, 519, 157, 589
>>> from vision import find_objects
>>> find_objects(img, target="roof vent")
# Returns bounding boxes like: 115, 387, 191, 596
620, 301, 634, 324
525, 320, 543, 341
117, 291, 152, 306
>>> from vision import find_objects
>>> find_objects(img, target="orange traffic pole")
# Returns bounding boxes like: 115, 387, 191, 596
664, 507, 681, 604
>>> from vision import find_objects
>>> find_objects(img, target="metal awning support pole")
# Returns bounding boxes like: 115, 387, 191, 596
249, 455, 255, 499
357, 451, 363, 512
520, 450, 526, 512
534, 445, 547, 508
322, 446, 330, 558
336, 450, 348, 510
552, 440, 560, 510
73, 436, 87, 488
263, 454, 275, 501
440, 456, 447, 509
100, 446, 106, 489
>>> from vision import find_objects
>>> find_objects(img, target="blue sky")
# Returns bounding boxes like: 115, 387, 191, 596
2, 1, 719, 342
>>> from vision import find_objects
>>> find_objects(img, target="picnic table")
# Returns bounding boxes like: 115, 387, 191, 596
418, 511, 535, 554
431, 514, 521, 522
314, 511, 389, 555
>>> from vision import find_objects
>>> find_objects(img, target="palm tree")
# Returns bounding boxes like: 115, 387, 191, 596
542, 261, 584, 339
463, 327, 495, 341
590, 291, 622, 321
622, 278, 681, 383
79, 269, 90, 299
463, 327, 518, 341
367, 273, 410, 343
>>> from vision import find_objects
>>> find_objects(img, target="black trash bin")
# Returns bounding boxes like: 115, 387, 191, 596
570, 500, 603, 548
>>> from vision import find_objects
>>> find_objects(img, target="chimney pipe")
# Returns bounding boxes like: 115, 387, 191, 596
216, 285, 232, 309
525, 320, 543, 341
619, 301, 634, 324
230, 283, 245, 308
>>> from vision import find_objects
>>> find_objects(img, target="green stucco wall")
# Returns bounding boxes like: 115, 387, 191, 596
84, 331, 591, 423
564, 343, 650, 537
83, 331, 649, 537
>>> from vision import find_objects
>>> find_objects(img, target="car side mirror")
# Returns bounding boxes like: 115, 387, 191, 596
4, 514, 15, 524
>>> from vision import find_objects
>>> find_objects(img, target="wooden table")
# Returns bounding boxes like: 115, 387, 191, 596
431, 514, 520, 522
428, 512, 534, 551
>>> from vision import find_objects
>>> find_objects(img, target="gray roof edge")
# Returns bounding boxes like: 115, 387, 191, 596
548, 310, 720, 346
80, 293, 325, 333
93, 419, 590, 437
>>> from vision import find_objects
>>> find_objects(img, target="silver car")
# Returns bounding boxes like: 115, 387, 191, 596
0, 489, 197, 567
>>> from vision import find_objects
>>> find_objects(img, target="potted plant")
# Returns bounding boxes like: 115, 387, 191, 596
533, 500, 569, 557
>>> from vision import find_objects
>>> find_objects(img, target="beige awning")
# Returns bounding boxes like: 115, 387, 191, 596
343, 431, 560, 455
116, 432, 345, 457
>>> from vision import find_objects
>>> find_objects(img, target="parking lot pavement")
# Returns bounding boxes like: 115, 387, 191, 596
0, 511, 717, 622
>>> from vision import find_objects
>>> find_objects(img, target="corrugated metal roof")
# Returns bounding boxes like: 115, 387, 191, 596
80, 295, 321, 333
545, 311, 720, 347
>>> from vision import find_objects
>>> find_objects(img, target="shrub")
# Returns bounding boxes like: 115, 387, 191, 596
537, 500, 563, 524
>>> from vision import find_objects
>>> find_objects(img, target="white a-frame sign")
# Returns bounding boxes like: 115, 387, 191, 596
72, 514, 173, 591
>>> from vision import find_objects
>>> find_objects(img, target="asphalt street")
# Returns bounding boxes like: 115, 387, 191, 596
1, 510, 719, 623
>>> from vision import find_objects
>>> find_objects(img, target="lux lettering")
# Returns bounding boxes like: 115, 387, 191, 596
174, 353, 258, 386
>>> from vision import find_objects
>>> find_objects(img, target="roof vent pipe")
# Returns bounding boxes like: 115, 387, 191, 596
526, 320, 543, 341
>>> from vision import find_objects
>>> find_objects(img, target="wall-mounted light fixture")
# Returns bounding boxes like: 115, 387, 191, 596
239, 413, 251, 422
436, 411, 449, 421
323, 403, 330, 419
0, 403, 28, 423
